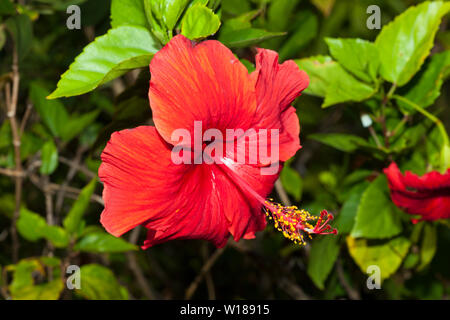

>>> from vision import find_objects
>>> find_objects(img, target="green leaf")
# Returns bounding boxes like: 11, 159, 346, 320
323, 77, 375, 108
267, 0, 301, 32
375, 1, 450, 86
44, 226, 70, 248
219, 28, 285, 48
346, 236, 411, 281
40, 140, 58, 175
417, 223, 437, 271
150, 0, 190, 30
0, 0, 15, 15
77, 264, 129, 300
63, 178, 97, 235
308, 133, 369, 153
9, 259, 63, 300
295, 56, 375, 107
402, 50, 450, 109
60, 110, 100, 142
17, 208, 69, 248
48, 26, 160, 99
335, 181, 369, 234
280, 166, 302, 201
441, 144, 450, 172
30, 83, 100, 141
0, 25, 6, 51
111, 0, 149, 29
17, 207, 47, 242
311, 0, 335, 16
350, 175, 403, 239
30, 83, 69, 137
307, 236, 340, 290
220, 10, 258, 32
74, 231, 138, 253
222, 0, 250, 16
181, 4, 221, 40
5, 14, 33, 60
325, 37, 379, 83
279, 11, 318, 61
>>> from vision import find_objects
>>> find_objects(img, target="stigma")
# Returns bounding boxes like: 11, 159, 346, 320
263, 200, 338, 245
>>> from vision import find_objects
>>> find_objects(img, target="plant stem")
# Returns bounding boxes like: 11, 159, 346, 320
6, 46, 21, 263
393, 95, 450, 146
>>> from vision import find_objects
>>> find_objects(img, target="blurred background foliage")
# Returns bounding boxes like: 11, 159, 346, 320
0, 0, 449, 300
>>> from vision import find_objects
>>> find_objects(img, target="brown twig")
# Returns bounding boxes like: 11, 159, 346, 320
278, 277, 309, 300
29, 173, 103, 205
0, 168, 25, 177
43, 176, 55, 281
6, 46, 21, 263
229, 241, 311, 300
336, 257, 360, 300
55, 148, 86, 216
126, 227, 158, 300
0, 267, 10, 300
275, 179, 291, 206
201, 243, 216, 300
185, 244, 227, 300
59, 156, 96, 179
19, 101, 32, 138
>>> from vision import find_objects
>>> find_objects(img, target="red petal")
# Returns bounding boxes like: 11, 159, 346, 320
99, 126, 275, 248
99, 126, 187, 236
149, 35, 257, 145
279, 106, 301, 161
251, 49, 308, 160
142, 161, 276, 248
384, 162, 450, 221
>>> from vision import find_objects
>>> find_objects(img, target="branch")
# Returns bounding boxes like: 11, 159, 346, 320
55, 148, 86, 216
29, 173, 104, 205
126, 227, 158, 300
185, 244, 227, 299
275, 179, 291, 206
6, 46, 21, 263
336, 257, 360, 300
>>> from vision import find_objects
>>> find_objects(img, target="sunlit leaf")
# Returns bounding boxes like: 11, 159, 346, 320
17, 208, 69, 248
74, 231, 138, 253
347, 236, 411, 281
325, 37, 379, 83
375, 1, 450, 86
48, 26, 160, 99
350, 175, 403, 239
77, 264, 129, 300
181, 4, 221, 40
111, 0, 149, 29
63, 178, 97, 236
295, 56, 375, 107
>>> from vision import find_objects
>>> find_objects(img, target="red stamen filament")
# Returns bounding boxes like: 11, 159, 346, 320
263, 200, 338, 245
219, 157, 338, 246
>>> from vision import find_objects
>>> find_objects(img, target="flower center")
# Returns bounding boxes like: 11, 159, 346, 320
219, 157, 337, 245
263, 200, 337, 245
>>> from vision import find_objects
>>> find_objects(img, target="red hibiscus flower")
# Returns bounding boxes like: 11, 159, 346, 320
384, 162, 450, 222
99, 35, 336, 249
